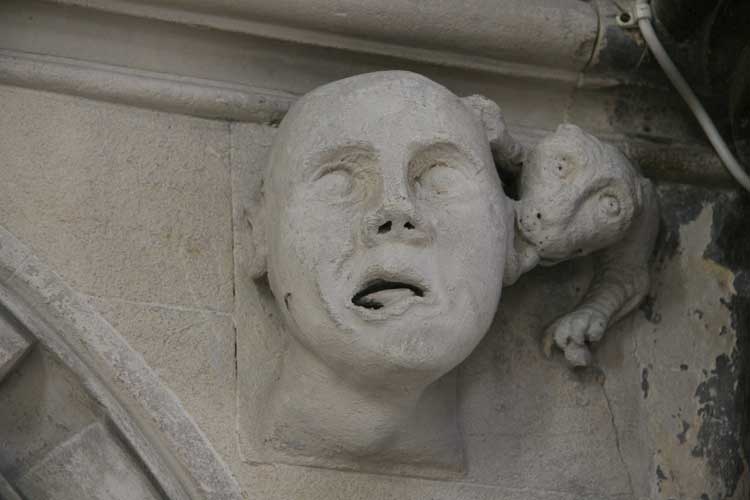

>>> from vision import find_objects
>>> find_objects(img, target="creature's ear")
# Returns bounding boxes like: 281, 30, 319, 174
502, 200, 540, 286
244, 188, 268, 280
460, 95, 525, 176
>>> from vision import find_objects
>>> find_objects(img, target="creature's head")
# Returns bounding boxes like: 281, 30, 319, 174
503, 124, 643, 284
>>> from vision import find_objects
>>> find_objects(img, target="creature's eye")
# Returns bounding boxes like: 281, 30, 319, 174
599, 193, 621, 217
415, 162, 469, 199
313, 166, 354, 200
552, 153, 576, 177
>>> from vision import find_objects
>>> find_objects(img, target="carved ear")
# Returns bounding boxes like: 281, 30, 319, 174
245, 190, 268, 280
460, 94, 525, 176
502, 200, 540, 286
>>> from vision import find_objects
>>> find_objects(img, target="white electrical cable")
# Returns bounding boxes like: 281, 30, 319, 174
635, 0, 750, 191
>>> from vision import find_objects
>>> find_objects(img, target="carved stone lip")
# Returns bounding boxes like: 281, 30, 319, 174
352, 279, 425, 308
348, 267, 433, 319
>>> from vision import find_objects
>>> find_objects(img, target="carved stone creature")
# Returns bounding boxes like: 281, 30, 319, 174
498, 121, 659, 367
536, 126, 658, 366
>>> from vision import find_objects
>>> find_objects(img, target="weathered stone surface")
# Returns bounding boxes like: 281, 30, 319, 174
597, 186, 750, 500
16, 422, 162, 500
0, 84, 234, 312
459, 259, 633, 496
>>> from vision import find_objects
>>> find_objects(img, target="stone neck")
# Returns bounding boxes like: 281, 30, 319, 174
263, 338, 426, 458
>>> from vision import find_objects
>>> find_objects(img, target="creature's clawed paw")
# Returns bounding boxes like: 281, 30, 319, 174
542, 308, 609, 367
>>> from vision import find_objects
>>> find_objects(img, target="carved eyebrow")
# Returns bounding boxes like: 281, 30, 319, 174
305, 144, 377, 179
408, 141, 481, 175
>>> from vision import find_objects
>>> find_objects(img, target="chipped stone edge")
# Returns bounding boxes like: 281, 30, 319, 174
0, 224, 243, 500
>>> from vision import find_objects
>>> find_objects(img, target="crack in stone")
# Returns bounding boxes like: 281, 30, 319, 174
600, 377, 637, 499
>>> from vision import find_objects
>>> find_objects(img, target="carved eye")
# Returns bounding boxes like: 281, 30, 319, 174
416, 162, 467, 199
599, 193, 621, 217
314, 167, 354, 200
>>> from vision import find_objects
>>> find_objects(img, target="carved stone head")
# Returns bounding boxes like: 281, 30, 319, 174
251, 71, 511, 386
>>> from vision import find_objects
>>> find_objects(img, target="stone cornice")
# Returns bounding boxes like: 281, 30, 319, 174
51, 0, 599, 74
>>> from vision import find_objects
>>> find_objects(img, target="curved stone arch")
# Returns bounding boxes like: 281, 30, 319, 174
0, 224, 242, 500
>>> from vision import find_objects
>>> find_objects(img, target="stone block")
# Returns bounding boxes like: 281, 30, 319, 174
0, 85, 234, 312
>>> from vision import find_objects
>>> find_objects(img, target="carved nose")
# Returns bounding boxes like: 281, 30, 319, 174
364, 203, 430, 246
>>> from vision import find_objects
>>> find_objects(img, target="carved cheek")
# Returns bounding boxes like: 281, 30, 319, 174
283, 193, 350, 269
434, 197, 496, 263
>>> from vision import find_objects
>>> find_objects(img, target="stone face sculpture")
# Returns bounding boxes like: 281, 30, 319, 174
245, 71, 512, 473
242, 70, 658, 474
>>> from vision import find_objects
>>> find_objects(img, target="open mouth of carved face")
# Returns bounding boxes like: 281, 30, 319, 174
351, 279, 426, 311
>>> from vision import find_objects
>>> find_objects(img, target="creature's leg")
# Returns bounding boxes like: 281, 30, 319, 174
543, 179, 659, 367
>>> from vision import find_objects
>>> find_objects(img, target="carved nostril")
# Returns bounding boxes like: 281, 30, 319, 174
404, 222, 415, 230
377, 221, 392, 234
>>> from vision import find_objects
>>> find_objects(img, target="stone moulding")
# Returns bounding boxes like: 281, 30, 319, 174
0, 49, 295, 124
51, 0, 598, 73
0, 49, 731, 186
0, 224, 242, 500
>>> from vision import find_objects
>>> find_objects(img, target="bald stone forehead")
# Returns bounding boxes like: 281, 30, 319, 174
283, 72, 476, 133
295, 71, 457, 111
267, 72, 489, 185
